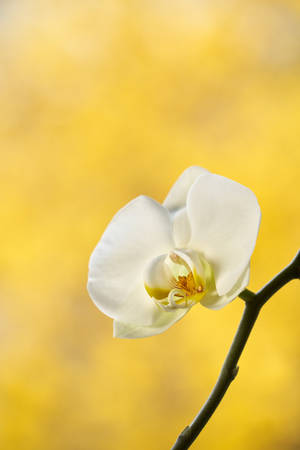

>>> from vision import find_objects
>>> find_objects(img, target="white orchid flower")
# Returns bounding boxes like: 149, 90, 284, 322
87, 167, 261, 338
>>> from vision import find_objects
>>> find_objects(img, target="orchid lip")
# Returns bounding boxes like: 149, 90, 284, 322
144, 249, 214, 311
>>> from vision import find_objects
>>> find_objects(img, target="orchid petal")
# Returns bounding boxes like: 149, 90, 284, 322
113, 307, 189, 338
187, 174, 260, 295
87, 196, 174, 325
172, 208, 191, 247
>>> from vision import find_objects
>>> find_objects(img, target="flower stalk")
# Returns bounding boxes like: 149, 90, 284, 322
171, 250, 300, 450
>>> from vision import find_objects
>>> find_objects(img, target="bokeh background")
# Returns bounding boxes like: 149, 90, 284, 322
1, 0, 300, 449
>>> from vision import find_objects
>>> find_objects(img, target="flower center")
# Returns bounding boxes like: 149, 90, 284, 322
144, 249, 213, 311
174, 272, 203, 296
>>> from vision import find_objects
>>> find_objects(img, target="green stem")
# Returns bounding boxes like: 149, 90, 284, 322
171, 250, 300, 450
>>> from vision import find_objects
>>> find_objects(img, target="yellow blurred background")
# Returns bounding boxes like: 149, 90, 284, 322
1, 0, 299, 449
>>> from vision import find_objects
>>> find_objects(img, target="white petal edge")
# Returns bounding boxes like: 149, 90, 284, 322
187, 174, 261, 295
163, 166, 210, 213
113, 307, 190, 338
87, 195, 174, 325
200, 265, 250, 310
